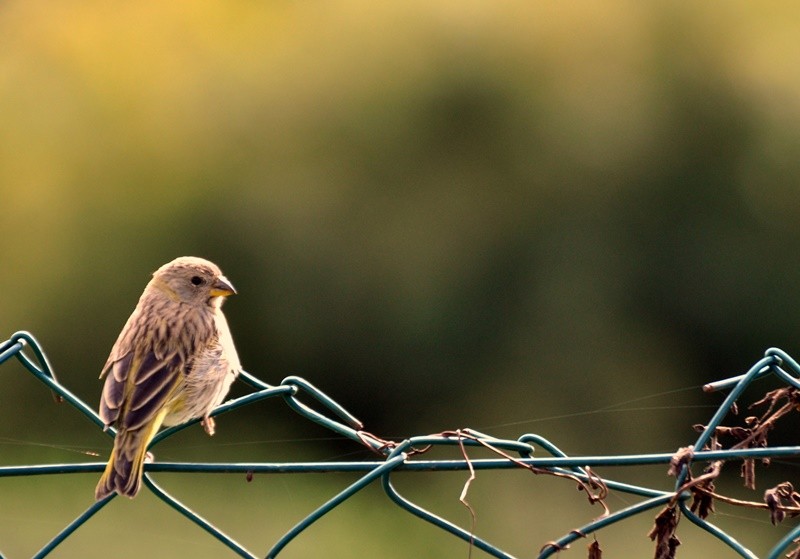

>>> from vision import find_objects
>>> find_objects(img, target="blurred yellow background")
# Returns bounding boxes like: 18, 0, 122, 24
3, 1, 800, 557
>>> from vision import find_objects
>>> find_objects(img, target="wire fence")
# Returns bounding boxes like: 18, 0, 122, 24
3, 330, 800, 558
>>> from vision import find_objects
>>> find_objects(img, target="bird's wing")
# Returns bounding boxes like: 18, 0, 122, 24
99, 348, 185, 431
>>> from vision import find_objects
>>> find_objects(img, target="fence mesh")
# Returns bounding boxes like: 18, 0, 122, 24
3, 329, 800, 558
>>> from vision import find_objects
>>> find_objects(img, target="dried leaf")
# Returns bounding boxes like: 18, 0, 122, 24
764, 482, 795, 525
750, 387, 795, 418
728, 427, 751, 440
668, 446, 694, 478
588, 539, 602, 559
649, 506, 680, 559
668, 535, 681, 557
690, 481, 715, 519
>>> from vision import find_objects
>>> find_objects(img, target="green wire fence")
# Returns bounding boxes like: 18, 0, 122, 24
3, 329, 800, 558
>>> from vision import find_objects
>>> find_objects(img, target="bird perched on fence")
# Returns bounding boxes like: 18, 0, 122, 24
95, 256, 241, 500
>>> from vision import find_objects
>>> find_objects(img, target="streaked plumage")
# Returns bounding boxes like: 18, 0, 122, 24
95, 256, 241, 500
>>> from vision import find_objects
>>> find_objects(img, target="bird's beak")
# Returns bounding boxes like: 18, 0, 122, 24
210, 275, 237, 297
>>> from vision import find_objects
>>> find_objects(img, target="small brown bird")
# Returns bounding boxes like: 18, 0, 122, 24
95, 256, 241, 500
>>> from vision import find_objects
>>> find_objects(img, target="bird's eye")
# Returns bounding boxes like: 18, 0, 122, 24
190, 276, 204, 286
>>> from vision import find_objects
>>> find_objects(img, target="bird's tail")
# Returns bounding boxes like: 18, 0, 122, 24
95, 412, 166, 500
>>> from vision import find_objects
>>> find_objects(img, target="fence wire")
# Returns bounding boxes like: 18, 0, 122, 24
3, 330, 800, 558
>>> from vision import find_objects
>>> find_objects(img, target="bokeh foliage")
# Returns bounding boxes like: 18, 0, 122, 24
3, 1, 800, 557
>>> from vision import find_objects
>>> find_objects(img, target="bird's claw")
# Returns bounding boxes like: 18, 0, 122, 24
202, 416, 216, 436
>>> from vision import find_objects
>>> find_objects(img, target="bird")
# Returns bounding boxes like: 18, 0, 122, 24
95, 256, 241, 500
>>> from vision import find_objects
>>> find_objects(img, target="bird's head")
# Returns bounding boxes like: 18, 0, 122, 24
152, 256, 236, 307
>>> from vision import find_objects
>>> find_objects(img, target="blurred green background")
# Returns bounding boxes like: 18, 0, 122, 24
3, 1, 800, 557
